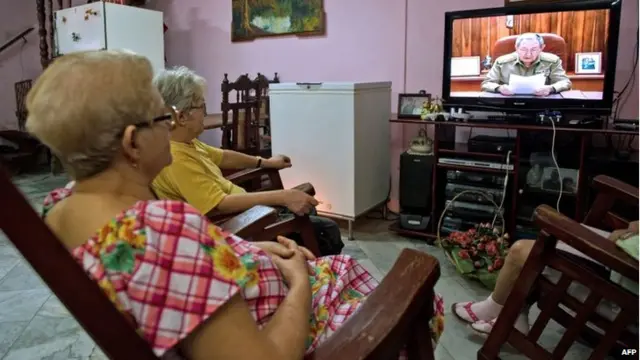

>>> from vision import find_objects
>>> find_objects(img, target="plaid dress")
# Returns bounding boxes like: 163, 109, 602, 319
43, 188, 445, 357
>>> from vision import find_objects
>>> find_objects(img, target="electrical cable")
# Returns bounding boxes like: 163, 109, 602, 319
548, 116, 562, 213
491, 150, 511, 228
366, 174, 399, 221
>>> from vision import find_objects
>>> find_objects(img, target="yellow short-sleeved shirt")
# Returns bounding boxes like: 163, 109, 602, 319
152, 139, 246, 214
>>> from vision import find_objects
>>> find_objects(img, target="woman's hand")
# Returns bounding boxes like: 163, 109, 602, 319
609, 229, 636, 242
253, 237, 316, 261
270, 244, 311, 288
275, 236, 316, 261
253, 241, 295, 259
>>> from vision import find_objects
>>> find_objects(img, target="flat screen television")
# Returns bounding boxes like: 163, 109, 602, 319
442, 0, 622, 114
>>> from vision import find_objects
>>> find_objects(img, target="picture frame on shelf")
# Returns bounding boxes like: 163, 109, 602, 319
397, 93, 431, 119
451, 56, 481, 77
575, 52, 602, 74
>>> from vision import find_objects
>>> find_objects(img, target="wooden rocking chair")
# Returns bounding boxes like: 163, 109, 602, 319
479, 175, 639, 360
0, 164, 440, 360
210, 166, 322, 257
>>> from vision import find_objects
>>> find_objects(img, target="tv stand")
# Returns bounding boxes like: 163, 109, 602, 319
453, 110, 605, 129
388, 116, 638, 242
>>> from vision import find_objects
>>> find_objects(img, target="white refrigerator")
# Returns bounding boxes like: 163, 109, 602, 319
54, 2, 164, 73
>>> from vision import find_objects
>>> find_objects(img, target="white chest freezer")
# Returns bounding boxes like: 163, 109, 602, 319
269, 82, 392, 219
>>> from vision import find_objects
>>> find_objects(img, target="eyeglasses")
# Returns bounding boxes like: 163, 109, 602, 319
189, 103, 207, 116
134, 106, 177, 131
517, 48, 541, 54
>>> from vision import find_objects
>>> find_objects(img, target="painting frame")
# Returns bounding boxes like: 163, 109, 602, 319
451, 56, 481, 77
575, 52, 602, 74
397, 93, 432, 119
231, 0, 326, 42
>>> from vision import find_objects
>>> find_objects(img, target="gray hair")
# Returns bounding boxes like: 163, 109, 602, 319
153, 66, 206, 112
515, 33, 544, 48
25, 50, 158, 180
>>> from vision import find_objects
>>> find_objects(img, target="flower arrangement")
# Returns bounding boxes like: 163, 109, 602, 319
420, 97, 444, 120
439, 223, 510, 289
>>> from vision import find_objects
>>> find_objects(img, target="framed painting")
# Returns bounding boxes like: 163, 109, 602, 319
231, 0, 326, 42
575, 52, 602, 74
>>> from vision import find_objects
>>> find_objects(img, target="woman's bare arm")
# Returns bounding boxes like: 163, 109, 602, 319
182, 283, 311, 360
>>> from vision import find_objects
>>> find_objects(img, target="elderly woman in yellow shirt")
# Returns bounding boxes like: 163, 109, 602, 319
150, 66, 344, 256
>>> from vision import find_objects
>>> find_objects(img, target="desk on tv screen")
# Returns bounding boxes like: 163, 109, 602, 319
450, 90, 604, 100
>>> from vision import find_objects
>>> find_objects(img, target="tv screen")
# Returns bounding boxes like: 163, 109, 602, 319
442, 0, 622, 113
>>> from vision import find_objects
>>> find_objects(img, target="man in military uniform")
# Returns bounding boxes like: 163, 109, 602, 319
481, 33, 572, 96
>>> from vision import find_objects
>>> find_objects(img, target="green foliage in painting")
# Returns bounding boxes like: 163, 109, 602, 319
231, 0, 324, 40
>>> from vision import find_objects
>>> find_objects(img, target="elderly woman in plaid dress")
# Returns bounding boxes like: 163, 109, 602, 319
28, 50, 444, 359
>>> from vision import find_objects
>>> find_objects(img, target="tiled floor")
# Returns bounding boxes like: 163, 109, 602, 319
0, 172, 596, 359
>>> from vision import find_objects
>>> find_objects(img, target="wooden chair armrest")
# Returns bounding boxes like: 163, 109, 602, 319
584, 175, 638, 229
592, 175, 639, 205
225, 168, 315, 195
225, 167, 279, 184
218, 205, 278, 239
534, 205, 639, 281
251, 215, 322, 256
307, 248, 440, 360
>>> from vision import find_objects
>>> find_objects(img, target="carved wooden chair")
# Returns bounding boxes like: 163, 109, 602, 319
255, 72, 280, 158
212, 166, 322, 256
14, 80, 31, 131
220, 74, 265, 155
479, 175, 639, 360
0, 164, 440, 360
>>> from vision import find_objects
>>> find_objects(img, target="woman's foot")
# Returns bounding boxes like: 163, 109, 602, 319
469, 312, 530, 336
452, 295, 503, 324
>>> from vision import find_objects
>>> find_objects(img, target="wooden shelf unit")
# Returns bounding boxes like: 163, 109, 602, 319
389, 117, 638, 242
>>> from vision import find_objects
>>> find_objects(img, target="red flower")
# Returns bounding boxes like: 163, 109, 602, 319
486, 242, 498, 257
477, 242, 485, 251
493, 257, 504, 270
458, 250, 470, 259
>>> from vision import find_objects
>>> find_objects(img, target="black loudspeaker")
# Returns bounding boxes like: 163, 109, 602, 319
399, 152, 434, 214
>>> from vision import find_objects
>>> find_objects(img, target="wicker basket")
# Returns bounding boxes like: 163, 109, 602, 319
436, 190, 508, 290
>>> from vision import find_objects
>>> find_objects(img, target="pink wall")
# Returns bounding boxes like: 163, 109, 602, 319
149, 0, 638, 210
0, 1, 41, 130
0, 0, 637, 208
0, 0, 86, 130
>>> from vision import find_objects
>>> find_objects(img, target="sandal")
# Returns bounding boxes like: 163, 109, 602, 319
470, 316, 530, 337
469, 319, 495, 337
451, 302, 480, 324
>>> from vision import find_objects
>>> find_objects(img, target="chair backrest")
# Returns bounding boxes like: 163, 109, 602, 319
220, 74, 265, 154
493, 33, 567, 66
254, 73, 279, 158
0, 165, 159, 360
14, 80, 31, 131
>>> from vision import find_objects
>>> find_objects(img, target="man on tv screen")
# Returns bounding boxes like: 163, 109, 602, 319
481, 33, 572, 97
